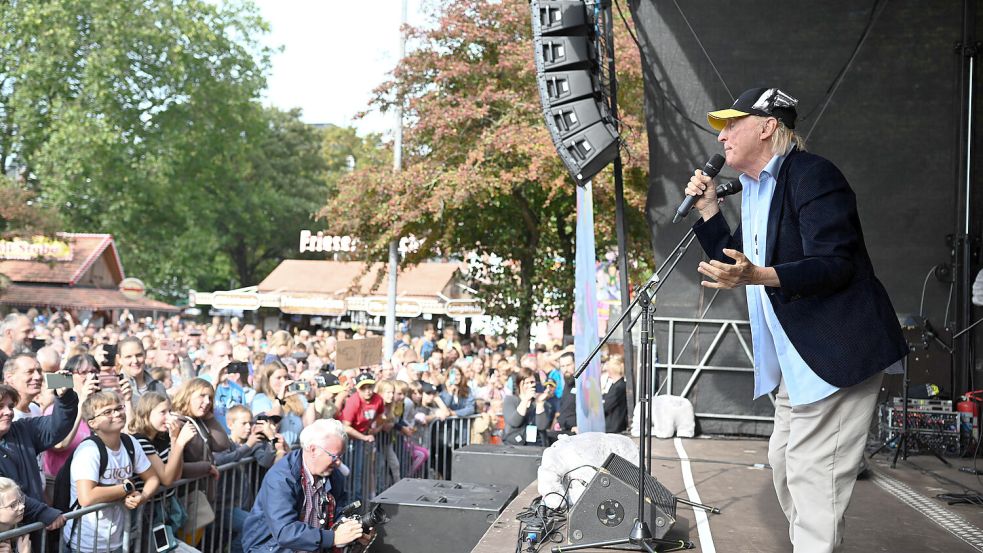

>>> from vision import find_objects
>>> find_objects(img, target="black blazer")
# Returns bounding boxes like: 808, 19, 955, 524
604, 378, 628, 433
693, 148, 906, 388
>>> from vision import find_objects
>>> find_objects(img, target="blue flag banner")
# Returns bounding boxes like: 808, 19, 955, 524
574, 182, 606, 433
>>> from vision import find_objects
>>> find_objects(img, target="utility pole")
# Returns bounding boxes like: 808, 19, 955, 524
385, 0, 408, 360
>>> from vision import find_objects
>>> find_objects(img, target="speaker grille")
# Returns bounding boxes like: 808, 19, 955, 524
602, 453, 677, 518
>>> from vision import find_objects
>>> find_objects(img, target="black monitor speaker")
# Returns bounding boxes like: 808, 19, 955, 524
566, 453, 678, 548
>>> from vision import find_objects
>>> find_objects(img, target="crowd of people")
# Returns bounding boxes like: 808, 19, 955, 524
0, 309, 630, 552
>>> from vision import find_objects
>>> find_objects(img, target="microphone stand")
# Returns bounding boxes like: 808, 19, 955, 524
559, 227, 716, 552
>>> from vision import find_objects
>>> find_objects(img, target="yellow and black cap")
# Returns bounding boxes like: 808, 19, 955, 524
707, 87, 799, 131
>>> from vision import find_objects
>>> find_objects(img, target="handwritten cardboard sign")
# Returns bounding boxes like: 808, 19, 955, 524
335, 337, 384, 370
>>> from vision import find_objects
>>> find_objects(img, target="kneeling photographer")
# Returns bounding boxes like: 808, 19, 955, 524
241, 419, 368, 552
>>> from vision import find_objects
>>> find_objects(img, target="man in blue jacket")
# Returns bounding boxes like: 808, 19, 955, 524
683, 87, 906, 553
0, 354, 79, 549
241, 418, 364, 552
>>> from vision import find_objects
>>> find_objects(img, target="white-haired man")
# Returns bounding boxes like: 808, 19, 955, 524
241, 419, 365, 552
0, 314, 32, 375
685, 87, 906, 553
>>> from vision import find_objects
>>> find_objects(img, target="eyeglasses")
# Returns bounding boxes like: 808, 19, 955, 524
0, 494, 25, 509
312, 444, 342, 465
92, 405, 125, 419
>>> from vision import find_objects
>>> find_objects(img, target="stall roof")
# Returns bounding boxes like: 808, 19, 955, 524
0, 284, 179, 312
257, 260, 468, 298
0, 233, 124, 285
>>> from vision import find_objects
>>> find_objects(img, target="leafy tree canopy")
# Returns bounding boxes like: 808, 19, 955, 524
321, 0, 652, 348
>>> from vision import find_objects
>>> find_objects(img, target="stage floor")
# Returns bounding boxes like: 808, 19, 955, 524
473, 436, 983, 552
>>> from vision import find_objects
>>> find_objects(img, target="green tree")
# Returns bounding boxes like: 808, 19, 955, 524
321, 0, 651, 351
0, 0, 333, 301
214, 107, 329, 287
320, 124, 390, 195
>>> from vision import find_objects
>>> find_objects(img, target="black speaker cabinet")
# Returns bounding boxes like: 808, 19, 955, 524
371, 478, 518, 553
452, 444, 545, 491
567, 453, 678, 548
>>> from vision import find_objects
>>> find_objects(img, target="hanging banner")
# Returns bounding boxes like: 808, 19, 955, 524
574, 182, 606, 433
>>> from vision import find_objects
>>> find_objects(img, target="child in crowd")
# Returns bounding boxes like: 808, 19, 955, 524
65, 391, 160, 553
149, 367, 172, 391
0, 477, 28, 553
374, 380, 400, 484
399, 381, 430, 476
339, 373, 383, 443
225, 405, 286, 468
311, 372, 347, 420
469, 398, 494, 444
127, 392, 199, 553
339, 373, 383, 502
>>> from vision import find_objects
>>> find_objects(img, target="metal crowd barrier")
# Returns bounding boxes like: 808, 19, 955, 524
338, 415, 480, 513
0, 456, 260, 553
0, 416, 484, 551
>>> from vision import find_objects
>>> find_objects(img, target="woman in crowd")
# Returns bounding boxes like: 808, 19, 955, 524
374, 380, 401, 484
116, 336, 168, 410
170, 379, 222, 482
172, 379, 257, 551
0, 477, 28, 553
439, 366, 476, 418
249, 361, 314, 449
262, 330, 292, 364
502, 367, 554, 446
397, 381, 430, 477
42, 354, 102, 485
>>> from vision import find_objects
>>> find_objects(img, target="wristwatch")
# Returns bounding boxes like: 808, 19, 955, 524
122, 479, 136, 494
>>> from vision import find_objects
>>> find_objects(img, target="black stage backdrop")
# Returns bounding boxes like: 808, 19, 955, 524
627, 0, 982, 433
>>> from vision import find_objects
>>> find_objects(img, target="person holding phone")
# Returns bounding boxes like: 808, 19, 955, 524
501, 368, 554, 446
249, 361, 313, 449
0, 360, 80, 541
116, 337, 167, 407
42, 355, 102, 483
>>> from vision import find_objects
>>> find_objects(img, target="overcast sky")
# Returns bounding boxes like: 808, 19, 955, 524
253, 0, 427, 137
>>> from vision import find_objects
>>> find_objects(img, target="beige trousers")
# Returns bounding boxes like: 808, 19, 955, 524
767, 371, 883, 553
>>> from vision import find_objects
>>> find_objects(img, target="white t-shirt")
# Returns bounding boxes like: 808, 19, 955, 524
62, 435, 151, 551
12, 402, 42, 420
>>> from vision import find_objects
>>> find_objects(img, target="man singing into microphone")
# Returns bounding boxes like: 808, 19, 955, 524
683, 87, 906, 553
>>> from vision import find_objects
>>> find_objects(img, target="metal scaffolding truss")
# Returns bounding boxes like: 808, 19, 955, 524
652, 316, 776, 423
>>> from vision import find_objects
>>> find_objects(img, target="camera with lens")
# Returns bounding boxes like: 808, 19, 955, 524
333, 502, 388, 534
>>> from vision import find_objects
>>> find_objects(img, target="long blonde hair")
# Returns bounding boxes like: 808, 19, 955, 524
268, 330, 293, 354
253, 360, 304, 416
171, 378, 215, 418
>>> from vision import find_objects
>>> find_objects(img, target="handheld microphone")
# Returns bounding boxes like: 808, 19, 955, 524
672, 154, 726, 223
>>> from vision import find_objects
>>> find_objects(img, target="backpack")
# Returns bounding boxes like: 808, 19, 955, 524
52, 433, 137, 535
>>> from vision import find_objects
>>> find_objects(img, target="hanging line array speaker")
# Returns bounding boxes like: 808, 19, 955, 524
531, 0, 620, 185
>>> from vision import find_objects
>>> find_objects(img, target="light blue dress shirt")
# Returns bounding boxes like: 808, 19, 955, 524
740, 154, 841, 406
